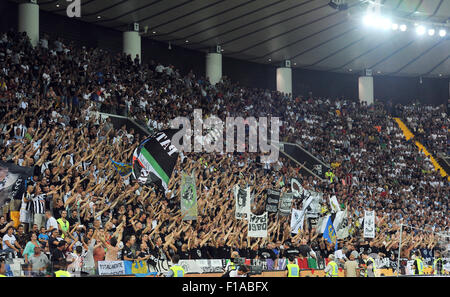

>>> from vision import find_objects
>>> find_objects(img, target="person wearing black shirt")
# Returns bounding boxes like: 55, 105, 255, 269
67, 209, 79, 227
121, 235, 135, 261
249, 245, 259, 260
215, 238, 230, 259
283, 242, 300, 259
258, 243, 277, 261
52, 198, 65, 220
239, 241, 250, 259
48, 229, 60, 254
136, 242, 151, 263
178, 244, 190, 260
51, 240, 66, 265
298, 239, 312, 258
189, 240, 203, 260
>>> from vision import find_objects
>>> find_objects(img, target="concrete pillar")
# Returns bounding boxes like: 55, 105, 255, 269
358, 76, 374, 105
206, 53, 222, 85
18, 2, 39, 47
123, 31, 141, 62
276, 67, 292, 97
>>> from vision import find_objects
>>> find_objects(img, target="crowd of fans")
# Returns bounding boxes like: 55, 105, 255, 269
397, 103, 449, 157
0, 29, 448, 276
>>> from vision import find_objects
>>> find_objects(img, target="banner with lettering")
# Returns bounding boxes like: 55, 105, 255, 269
248, 211, 268, 238
234, 185, 251, 220
180, 172, 198, 221
278, 192, 294, 216
131, 128, 181, 191
98, 261, 126, 275
363, 210, 375, 238
265, 189, 280, 213
178, 259, 223, 274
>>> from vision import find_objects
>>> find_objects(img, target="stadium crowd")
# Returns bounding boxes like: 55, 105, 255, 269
0, 29, 448, 276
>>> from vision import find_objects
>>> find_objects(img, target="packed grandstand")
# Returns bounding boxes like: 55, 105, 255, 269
0, 27, 448, 278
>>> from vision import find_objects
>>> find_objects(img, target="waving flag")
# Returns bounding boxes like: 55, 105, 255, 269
110, 159, 132, 177
323, 216, 338, 251
132, 129, 181, 191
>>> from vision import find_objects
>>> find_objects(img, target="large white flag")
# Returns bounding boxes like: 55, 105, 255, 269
290, 209, 305, 234
363, 210, 375, 238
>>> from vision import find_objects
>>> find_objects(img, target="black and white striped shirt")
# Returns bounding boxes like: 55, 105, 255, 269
30, 194, 46, 214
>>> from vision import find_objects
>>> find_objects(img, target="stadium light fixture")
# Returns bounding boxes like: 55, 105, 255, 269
399, 24, 407, 31
416, 25, 426, 35
391, 23, 399, 30
428, 29, 435, 36
439, 29, 447, 37
363, 14, 376, 26
380, 17, 392, 30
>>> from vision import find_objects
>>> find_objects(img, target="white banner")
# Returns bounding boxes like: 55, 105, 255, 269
363, 210, 375, 238
178, 259, 223, 274
248, 212, 268, 238
290, 208, 305, 234
98, 261, 126, 275
333, 208, 347, 230
278, 192, 294, 216
301, 195, 314, 212
329, 195, 340, 213
291, 178, 303, 198
234, 185, 251, 220
318, 214, 331, 234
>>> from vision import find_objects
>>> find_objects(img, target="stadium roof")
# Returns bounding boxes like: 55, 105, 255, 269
23, 0, 450, 77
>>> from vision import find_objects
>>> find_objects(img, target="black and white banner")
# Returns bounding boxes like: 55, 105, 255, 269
234, 185, 250, 219
291, 178, 303, 198
178, 259, 223, 274
98, 261, 126, 275
265, 189, 280, 213
248, 211, 268, 238
307, 191, 322, 215
290, 208, 305, 234
278, 192, 294, 216
363, 210, 375, 238
0, 161, 34, 209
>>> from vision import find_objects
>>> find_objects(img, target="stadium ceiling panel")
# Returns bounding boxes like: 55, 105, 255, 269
24, 0, 450, 77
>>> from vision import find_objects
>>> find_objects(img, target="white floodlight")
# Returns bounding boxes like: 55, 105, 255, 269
399, 24, 407, 31
416, 25, 426, 35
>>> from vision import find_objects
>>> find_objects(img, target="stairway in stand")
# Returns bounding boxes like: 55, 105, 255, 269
393, 118, 450, 181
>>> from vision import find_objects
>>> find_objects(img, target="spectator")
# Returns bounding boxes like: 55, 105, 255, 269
22, 232, 40, 263
28, 246, 50, 276
1, 226, 22, 258
344, 251, 360, 277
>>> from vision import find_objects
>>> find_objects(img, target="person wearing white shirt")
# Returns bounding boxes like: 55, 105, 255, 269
2, 226, 23, 258
45, 210, 58, 236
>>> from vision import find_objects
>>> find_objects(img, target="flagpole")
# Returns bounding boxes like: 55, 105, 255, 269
396, 223, 403, 277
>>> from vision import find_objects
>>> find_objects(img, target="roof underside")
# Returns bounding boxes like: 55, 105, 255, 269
24, 0, 450, 77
